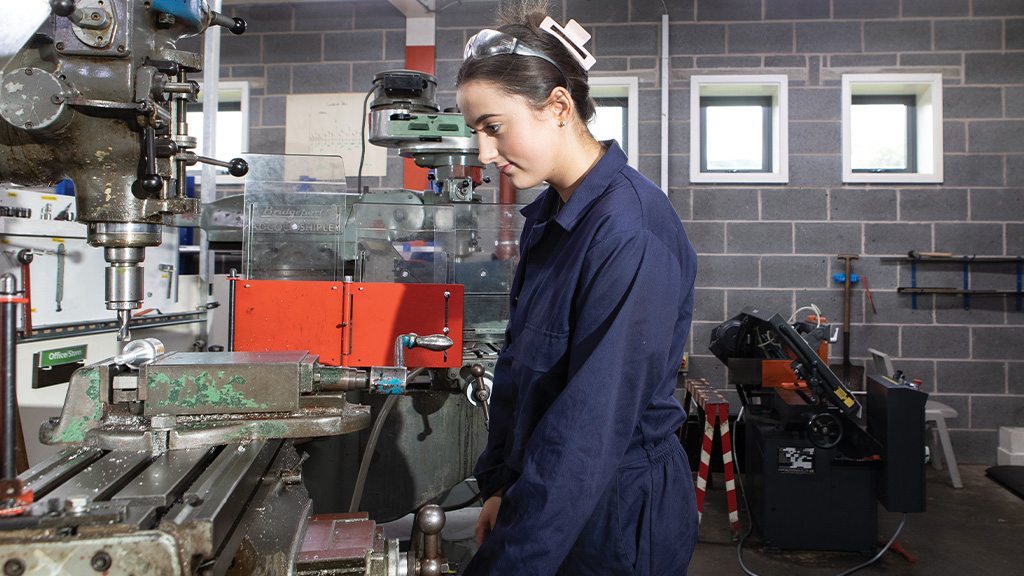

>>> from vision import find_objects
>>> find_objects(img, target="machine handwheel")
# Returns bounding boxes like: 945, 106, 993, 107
806, 412, 843, 449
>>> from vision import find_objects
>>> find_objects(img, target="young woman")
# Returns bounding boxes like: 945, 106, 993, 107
456, 3, 699, 574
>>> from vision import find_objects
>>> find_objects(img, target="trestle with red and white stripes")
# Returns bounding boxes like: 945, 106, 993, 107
682, 378, 739, 538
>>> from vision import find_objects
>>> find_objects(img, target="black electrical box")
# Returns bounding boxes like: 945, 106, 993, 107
866, 375, 928, 513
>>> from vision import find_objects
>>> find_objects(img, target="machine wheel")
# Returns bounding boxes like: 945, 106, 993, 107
806, 412, 843, 449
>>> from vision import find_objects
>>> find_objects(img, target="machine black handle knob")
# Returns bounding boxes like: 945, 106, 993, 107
146, 59, 180, 77
16, 249, 34, 266
140, 175, 163, 193
196, 156, 248, 177
50, 0, 76, 17
210, 12, 246, 35
228, 157, 248, 177
154, 139, 178, 158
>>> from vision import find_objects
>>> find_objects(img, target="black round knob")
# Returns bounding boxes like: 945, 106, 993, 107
16, 249, 34, 265
228, 158, 248, 177
3, 559, 25, 576
90, 551, 111, 572
50, 0, 76, 17
140, 175, 163, 193
470, 364, 486, 378
230, 17, 247, 35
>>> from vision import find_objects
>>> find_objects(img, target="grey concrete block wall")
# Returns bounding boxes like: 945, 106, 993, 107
222, 0, 1024, 465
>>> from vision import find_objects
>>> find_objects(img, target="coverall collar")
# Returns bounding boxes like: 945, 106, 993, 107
520, 140, 627, 232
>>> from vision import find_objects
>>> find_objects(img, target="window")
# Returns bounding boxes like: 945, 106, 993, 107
691, 75, 788, 184
842, 74, 942, 184
851, 96, 916, 173
186, 81, 250, 183
588, 76, 638, 168
700, 96, 772, 173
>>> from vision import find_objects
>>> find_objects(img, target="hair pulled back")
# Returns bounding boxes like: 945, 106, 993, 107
456, 0, 596, 123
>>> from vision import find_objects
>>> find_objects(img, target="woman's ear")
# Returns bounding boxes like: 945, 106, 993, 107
547, 86, 574, 126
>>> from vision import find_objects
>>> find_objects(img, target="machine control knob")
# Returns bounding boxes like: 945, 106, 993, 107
210, 12, 247, 35
402, 334, 454, 352
414, 504, 447, 576
195, 156, 248, 177
228, 157, 249, 177
15, 250, 33, 266
49, 0, 76, 17
415, 504, 446, 535
140, 175, 163, 193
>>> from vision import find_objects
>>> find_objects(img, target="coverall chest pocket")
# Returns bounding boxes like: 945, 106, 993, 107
506, 323, 569, 376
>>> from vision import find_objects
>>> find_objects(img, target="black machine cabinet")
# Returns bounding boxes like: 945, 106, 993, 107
746, 421, 878, 553
712, 308, 929, 553
867, 374, 929, 513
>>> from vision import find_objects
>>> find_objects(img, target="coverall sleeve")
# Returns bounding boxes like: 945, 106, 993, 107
476, 229, 685, 574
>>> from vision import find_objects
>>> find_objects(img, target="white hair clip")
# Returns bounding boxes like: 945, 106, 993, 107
539, 16, 596, 71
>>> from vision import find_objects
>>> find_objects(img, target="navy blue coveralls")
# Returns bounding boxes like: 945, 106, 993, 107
464, 142, 699, 575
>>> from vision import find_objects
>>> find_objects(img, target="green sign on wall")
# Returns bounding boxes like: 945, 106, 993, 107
38, 345, 87, 368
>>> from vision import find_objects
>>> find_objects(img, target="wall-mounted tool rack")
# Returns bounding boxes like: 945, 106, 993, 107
880, 253, 1024, 311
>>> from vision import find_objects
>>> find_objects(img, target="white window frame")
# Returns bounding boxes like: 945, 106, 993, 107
841, 73, 943, 184
589, 76, 639, 169
187, 80, 251, 185
690, 75, 789, 184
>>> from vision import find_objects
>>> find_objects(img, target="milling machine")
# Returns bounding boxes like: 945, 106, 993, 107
1, 0, 249, 341
0, 4, 456, 575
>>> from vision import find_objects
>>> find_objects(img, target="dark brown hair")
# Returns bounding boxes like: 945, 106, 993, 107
456, 0, 596, 122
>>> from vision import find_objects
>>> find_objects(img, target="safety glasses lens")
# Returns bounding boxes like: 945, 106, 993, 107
465, 30, 516, 60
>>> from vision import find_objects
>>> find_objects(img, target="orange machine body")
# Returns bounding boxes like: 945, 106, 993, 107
233, 279, 463, 368
761, 338, 830, 390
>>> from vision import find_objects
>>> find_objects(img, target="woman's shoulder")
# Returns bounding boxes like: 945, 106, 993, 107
588, 167, 680, 236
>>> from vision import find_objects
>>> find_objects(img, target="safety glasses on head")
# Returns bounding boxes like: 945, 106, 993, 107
464, 29, 571, 91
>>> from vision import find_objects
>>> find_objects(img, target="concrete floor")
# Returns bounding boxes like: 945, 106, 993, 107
690, 464, 1023, 576
397, 463, 1024, 575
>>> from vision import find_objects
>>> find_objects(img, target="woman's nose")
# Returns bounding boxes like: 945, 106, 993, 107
477, 136, 498, 165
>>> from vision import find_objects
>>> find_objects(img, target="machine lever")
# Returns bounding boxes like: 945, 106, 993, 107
140, 125, 163, 193
468, 364, 491, 430
209, 12, 247, 35
16, 250, 32, 338
195, 156, 248, 177
55, 243, 65, 312
403, 334, 453, 352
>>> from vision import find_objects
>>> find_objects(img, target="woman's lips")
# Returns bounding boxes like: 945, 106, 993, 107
499, 164, 513, 175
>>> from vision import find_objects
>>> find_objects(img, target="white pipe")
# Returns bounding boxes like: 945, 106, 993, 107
200, 1, 222, 290
661, 13, 669, 192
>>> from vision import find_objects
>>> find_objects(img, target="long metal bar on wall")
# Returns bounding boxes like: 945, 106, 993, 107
19, 311, 207, 343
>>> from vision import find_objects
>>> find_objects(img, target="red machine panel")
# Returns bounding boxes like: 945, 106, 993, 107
343, 282, 462, 369
233, 279, 463, 369
233, 279, 346, 365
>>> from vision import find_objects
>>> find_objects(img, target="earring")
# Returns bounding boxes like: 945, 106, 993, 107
559, 120, 566, 127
